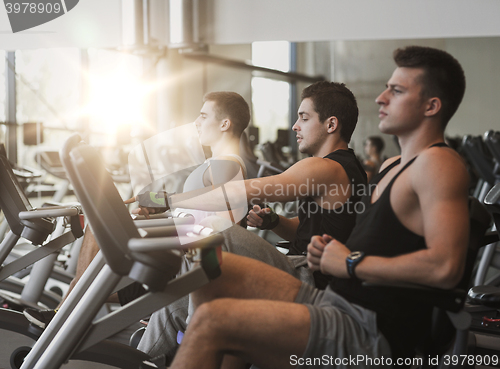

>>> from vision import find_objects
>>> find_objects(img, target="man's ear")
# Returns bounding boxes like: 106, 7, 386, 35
424, 97, 442, 118
326, 117, 338, 134
220, 119, 231, 132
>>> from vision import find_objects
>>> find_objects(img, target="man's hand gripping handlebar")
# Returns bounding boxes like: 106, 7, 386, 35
124, 191, 174, 219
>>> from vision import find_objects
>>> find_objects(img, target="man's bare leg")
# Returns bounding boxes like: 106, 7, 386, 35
191, 252, 303, 306
171, 252, 311, 369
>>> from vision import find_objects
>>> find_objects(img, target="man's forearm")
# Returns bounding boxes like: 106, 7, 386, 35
171, 186, 222, 210
270, 216, 300, 242
171, 181, 247, 212
170, 178, 296, 212
352, 249, 466, 290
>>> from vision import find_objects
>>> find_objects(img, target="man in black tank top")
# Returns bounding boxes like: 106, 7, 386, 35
135, 82, 366, 360
170, 82, 366, 287
170, 46, 471, 368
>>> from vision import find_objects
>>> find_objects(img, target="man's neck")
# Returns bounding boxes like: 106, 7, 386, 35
313, 140, 349, 158
211, 136, 240, 158
397, 124, 445, 165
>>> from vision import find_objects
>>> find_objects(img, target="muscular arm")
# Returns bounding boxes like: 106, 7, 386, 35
171, 157, 346, 212
312, 148, 470, 289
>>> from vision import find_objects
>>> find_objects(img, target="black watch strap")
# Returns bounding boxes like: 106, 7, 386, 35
346, 251, 365, 280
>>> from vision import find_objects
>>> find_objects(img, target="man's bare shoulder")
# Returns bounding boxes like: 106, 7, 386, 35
411, 146, 469, 193
291, 156, 345, 175
274, 156, 348, 188
379, 156, 401, 172
414, 146, 467, 174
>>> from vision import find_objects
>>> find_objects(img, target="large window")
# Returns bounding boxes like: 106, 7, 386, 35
251, 41, 291, 146
12, 48, 151, 168
16, 48, 81, 131
86, 49, 150, 146
15, 48, 81, 165
251, 77, 290, 144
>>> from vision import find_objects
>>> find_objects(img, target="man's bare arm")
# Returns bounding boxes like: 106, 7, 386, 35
171, 157, 347, 212
313, 148, 470, 289
272, 216, 301, 242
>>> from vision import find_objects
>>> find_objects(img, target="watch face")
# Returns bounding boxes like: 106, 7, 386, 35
349, 251, 363, 260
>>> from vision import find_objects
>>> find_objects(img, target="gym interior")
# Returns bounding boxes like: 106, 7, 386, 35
1, 1, 500, 368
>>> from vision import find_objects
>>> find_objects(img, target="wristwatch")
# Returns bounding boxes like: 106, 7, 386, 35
346, 251, 365, 280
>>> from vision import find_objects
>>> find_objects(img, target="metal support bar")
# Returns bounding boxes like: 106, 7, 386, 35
0, 230, 75, 281
5, 51, 17, 163
21, 218, 67, 303
21, 252, 106, 369
19, 206, 79, 219
77, 265, 209, 352
183, 53, 325, 84
0, 230, 21, 265
33, 265, 121, 369
289, 42, 298, 157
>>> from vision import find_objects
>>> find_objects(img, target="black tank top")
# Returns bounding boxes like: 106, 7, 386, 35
289, 149, 367, 287
289, 149, 367, 256
331, 143, 448, 359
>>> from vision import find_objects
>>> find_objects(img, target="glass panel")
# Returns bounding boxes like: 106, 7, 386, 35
15, 48, 81, 131
15, 48, 81, 167
251, 77, 290, 144
251, 41, 292, 164
252, 41, 290, 72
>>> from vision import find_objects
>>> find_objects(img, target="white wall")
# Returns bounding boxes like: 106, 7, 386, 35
2, 0, 500, 50
295, 38, 500, 158
2, 0, 499, 163
209, 0, 500, 44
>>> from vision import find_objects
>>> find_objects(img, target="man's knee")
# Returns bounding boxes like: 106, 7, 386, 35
191, 299, 241, 334
188, 300, 229, 340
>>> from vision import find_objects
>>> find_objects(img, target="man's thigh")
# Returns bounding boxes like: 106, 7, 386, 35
295, 284, 392, 369
214, 223, 314, 284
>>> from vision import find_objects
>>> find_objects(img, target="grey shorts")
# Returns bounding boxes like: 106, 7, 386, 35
294, 283, 392, 369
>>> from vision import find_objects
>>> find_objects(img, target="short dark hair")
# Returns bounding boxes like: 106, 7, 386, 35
366, 136, 385, 154
393, 46, 466, 130
203, 92, 250, 137
301, 81, 358, 143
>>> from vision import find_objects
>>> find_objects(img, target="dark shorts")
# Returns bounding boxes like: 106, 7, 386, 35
294, 283, 392, 369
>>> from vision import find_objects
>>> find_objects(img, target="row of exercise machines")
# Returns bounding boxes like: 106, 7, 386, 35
0, 132, 499, 368
0, 134, 222, 368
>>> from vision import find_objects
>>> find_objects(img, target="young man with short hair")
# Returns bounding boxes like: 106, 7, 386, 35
169, 45, 470, 367
23, 91, 251, 328
138, 81, 368, 359
169, 82, 366, 286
